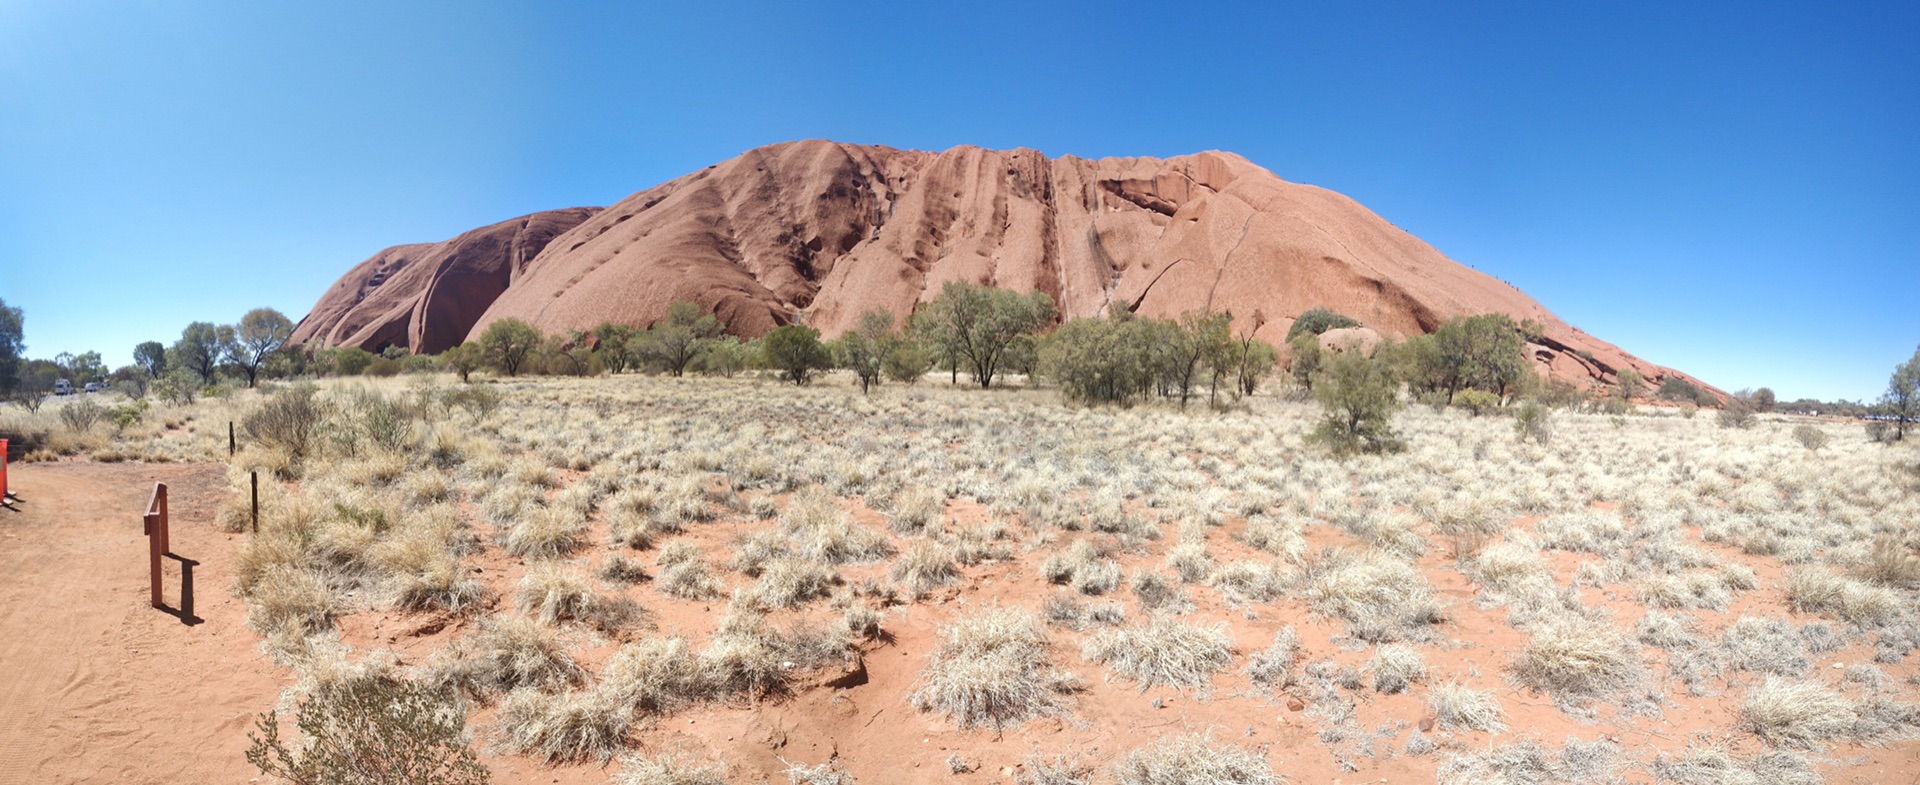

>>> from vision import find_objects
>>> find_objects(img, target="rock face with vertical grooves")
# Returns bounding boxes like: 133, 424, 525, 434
293, 140, 1706, 392
289, 208, 599, 355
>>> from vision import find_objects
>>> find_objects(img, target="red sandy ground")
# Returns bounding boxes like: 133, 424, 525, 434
2, 462, 1916, 784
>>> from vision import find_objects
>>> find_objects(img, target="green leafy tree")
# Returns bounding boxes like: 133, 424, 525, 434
63, 351, 106, 384
1168, 310, 1232, 408
1427, 313, 1531, 401
1229, 333, 1279, 398
832, 310, 899, 394
1658, 377, 1712, 406
638, 301, 722, 376
247, 677, 490, 785
0, 297, 23, 395
1883, 344, 1920, 442
1040, 313, 1155, 406
1614, 368, 1644, 402
441, 343, 483, 383
223, 308, 295, 387
882, 339, 933, 384
133, 340, 168, 379
170, 321, 223, 383
914, 282, 1056, 389
698, 336, 753, 378
1288, 333, 1323, 390
328, 346, 375, 376
1285, 307, 1359, 343
590, 322, 635, 374
477, 318, 543, 377
1310, 350, 1404, 455
761, 324, 831, 385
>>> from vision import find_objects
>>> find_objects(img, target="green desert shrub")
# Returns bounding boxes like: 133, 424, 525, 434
246, 676, 489, 785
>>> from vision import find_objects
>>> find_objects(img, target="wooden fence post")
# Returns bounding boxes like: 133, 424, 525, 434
250, 471, 259, 533
145, 483, 169, 609
228, 422, 236, 457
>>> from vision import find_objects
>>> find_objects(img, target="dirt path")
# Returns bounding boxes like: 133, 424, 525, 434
0, 462, 282, 785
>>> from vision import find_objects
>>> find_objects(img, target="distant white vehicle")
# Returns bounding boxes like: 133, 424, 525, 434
54, 379, 73, 396
84, 382, 103, 394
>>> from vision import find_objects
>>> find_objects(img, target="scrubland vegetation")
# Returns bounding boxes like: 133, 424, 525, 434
4, 291, 1919, 784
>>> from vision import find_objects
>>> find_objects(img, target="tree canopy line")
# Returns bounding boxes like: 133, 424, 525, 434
1, 290, 1915, 450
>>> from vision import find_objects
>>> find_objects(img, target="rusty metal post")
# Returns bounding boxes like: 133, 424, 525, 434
250, 471, 259, 533
228, 422, 235, 457
145, 483, 169, 609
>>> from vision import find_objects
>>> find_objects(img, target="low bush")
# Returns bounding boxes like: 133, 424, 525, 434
615, 754, 729, 785
495, 687, 631, 764
911, 608, 1067, 730
1369, 644, 1427, 694
1111, 734, 1278, 785
246, 676, 489, 785
1741, 677, 1856, 749
1428, 682, 1505, 733
1082, 618, 1233, 691
1510, 622, 1645, 702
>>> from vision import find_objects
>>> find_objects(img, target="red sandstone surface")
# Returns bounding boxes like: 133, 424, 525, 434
292, 141, 1706, 393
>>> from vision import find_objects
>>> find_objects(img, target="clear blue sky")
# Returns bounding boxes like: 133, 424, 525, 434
3, 1, 1914, 401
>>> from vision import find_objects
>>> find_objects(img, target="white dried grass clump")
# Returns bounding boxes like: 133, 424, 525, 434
1785, 567, 1903, 626
1083, 618, 1233, 691
1721, 616, 1811, 676
910, 608, 1067, 729
1511, 621, 1645, 703
1305, 548, 1446, 642
1742, 676, 1858, 749
1111, 734, 1279, 785
1428, 682, 1505, 733
506, 505, 589, 560
891, 540, 957, 596
1369, 644, 1427, 694
495, 687, 632, 764
614, 754, 729, 785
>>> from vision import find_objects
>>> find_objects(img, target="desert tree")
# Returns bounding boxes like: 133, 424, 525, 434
1228, 330, 1279, 398
1288, 333, 1323, 391
222, 308, 294, 387
882, 339, 933, 384
1751, 386, 1776, 412
697, 336, 752, 377
761, 324, 831, 385
1615, 367, 1644, 402
1310, 349, 1404, 455
478, 318, 543, 377
0, 297, 20, 395
169, 321, 224, 383
1169, 310, 1232, 408
638, 301, 722, 376
914, 281, 1056, 389
1883, 344, 1920, 442
590, 322, 635, 374
544, 329, 596, 376
441, 343, 484, 383
133, 340, 168, 379
1427, 313, 1531, 401
832, 309, 900, 394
